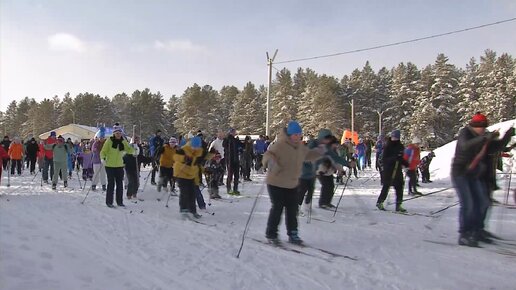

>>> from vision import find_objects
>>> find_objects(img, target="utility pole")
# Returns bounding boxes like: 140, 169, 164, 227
266, 49, 278, 137
376, 109, 385, 137
349, 99, 354, 134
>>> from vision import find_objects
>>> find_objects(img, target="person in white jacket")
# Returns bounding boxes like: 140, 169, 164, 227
208, 130, 225, 185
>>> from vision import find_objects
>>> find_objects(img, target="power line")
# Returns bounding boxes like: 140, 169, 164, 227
274, 17, 516, 65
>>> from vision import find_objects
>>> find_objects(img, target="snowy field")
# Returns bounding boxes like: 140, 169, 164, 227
1, 121, 515, 290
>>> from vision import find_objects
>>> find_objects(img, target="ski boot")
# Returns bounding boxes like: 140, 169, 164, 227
458, 232, 479, 247
91, 185, 96, 191
395, 204, 407, 213
102, 185, 106, 191
288, 231, 303, 245
376, 202, 385, 211
52, 183, 57, 190
180, 209, 190, 220
63, 181, 68, 188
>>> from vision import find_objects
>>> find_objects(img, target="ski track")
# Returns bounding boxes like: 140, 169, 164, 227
2, 161, 516, 290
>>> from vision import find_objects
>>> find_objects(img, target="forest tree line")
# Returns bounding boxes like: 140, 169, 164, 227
1, 49, 514, 148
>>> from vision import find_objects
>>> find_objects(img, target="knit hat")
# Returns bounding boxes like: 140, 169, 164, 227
286, 121, 302, 135
391, 130, 401, 140
190, 136, 202, 148
169, 137, 178, 145
469, 112, 488, 128
113, 123, 123, 134
317, 129, 332, 140
50, 131, 56, 137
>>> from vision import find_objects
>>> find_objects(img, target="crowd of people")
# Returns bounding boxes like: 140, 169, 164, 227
0, 112, 514, 247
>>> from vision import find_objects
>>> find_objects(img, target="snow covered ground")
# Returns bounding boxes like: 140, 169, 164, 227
1, 122, 515, 290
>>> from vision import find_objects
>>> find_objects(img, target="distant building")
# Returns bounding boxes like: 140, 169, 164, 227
39, 124, 98, 142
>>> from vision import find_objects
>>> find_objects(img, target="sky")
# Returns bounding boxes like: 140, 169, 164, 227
1, 0, 516, 111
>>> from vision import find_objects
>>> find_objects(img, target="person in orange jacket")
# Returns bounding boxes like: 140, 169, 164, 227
0, 146, 9, 185
8, 137, 24, 175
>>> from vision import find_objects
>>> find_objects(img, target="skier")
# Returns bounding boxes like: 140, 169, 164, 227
364, 136, 374, 168
404, 137, 421, 195
204, 149, 224, 199
419, 151, 435, 183
45, 135, 71, 189
100, 124, 134, 207
0, 145, 9, 185
123, 136, 140, 200
25, 138, 39, 175
1, 136, 11, 170
208, 130, 225, 185
263, 121, 326, 244
42, 132, 57, 184
157, 137, 178, 193
8, 137, 24, 176
242, 136, 254, 181
451, 113, 514, 246
66, 138, 74, 179
80, 144, 94, 181
375, 130, 409, 212
355, 138, 366, 171
91, 128, 107, 191
223, 128, 241, 195
173, 136, 204, 219
37, 140, 45, 172
149, 129, 164, 185
254, 135, 266, 173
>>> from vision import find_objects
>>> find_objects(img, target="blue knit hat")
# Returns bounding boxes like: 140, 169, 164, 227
190, 136, 202, 148
391, 130, 401, 140
286, 121, 302, 135
50, 131, 56, 137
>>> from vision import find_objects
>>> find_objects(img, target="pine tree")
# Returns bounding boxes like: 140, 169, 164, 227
230, 82, 264, 135
4, 101, 18, 137
270, 68, 296, 136
457, 58, 481, 126
165, 95, 180, 136
216, 85, 239, 132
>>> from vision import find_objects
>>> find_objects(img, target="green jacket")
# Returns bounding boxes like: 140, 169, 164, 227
44, 143, 70, 163
100, 137, 134, 168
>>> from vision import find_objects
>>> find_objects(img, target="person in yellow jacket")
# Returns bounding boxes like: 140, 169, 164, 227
157, 137, 178, 193
100, 125, 134, 208
173, 136, 205, 219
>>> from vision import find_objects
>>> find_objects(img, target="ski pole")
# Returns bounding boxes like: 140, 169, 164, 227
236, 181, 266, 258
81, 163, 104, 204
333, 172, 352, 217
7, 159, 11, 187
76, 169, 82, 189
388, 186, 454, 205
31, 170, 40, 182
140, 169, 153, 193
430, 201, 459, 215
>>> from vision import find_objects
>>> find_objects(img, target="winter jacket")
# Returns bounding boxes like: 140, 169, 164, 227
44, 143, 71, 163
91, 140, 105, 164
404, 144, 421, 170
149, 135, 164, 157
0, 146, 9, 182
8, 143, 23, 160
123, 153, 138, 172
26, 141, 39, 158
80, 151, 94, 169
37, 144, 45, 159
450, 126, 511, 177
381, 139, 408, 181
263, 129, 323, 189
208, 138, 225, 159
100, 137, 134, 168
43, 137, 57, 159
159, 145, 177, 168
483, 128, 513, 189
254, 139, 266, 154
173, 142, 204, 180
355, 142, 366, 157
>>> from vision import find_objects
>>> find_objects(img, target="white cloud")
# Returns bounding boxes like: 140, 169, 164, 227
47, 33, 86, 52
154, 40, 206, 53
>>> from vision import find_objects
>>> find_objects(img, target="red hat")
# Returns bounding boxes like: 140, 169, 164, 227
469, 112, 488, 128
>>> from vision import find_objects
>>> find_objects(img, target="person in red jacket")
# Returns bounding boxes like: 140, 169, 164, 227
0, 146, 9, 185
42, 131, 57, 183
37, 140, 45, 172
404, 137, 421, 195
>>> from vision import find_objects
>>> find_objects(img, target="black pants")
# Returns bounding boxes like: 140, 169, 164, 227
105, 167, 125, 206
297, 178, 315, 205
151, 158, 159, 183
177, 178, 197, 213
10, 159, 22, 175
407, 169, 417, 193
2, 159, 8, 170
255, 154, 263, 171
421, 167, 430, 182
377, 171, 404, 205
125, 168, 139, 197
318, 175, 335, 206
159, 167, 175, 189
265, 185, 298, 239
366, 151, 372, 168
28, 156, 37, 173
226, 162, 239, 192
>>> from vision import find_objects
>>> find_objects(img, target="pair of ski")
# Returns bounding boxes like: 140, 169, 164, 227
251, 238, 357, 261
424, 237, 516, 257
